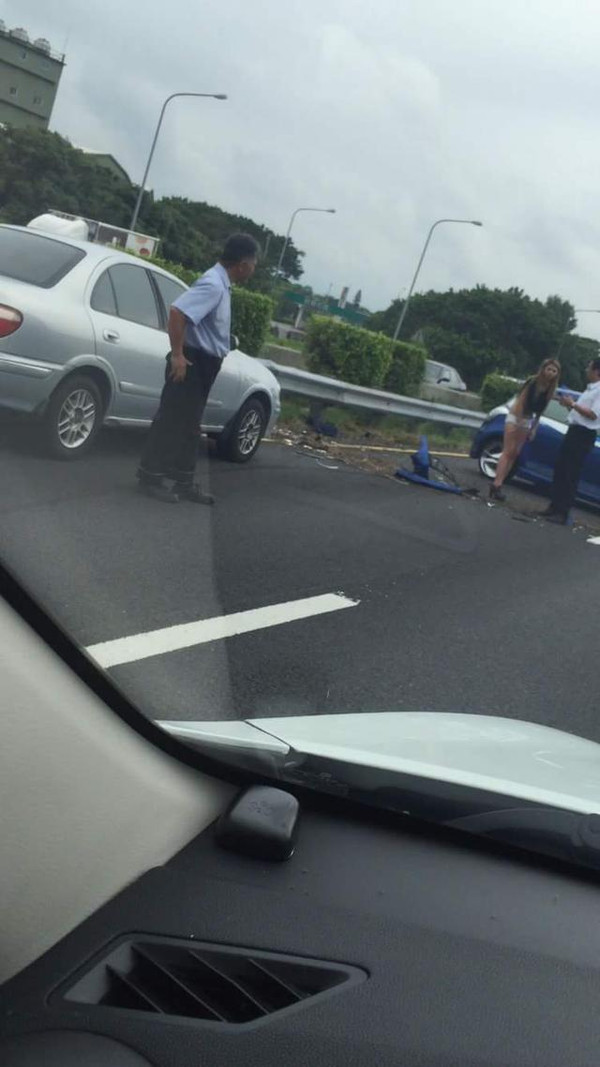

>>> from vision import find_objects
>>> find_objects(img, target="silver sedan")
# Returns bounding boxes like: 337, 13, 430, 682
0, 225, 280, 461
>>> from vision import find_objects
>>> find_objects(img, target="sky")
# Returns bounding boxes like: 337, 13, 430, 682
6, 0, 600, 337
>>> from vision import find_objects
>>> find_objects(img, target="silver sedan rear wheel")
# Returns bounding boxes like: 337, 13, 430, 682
43, 375, 105, 460
57, 387, 98, 450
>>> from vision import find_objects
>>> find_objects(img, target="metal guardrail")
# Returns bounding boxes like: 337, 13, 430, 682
260, 360, 486, 431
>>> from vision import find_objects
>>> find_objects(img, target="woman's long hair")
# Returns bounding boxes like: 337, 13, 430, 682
521, 358, 561, 403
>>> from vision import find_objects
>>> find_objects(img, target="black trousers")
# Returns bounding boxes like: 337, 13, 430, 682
550, 424, 596, 515
138, 346, 221, 485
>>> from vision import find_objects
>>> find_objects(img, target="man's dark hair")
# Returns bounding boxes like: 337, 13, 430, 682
220, 233, 259, 266
591, 357, 600, 374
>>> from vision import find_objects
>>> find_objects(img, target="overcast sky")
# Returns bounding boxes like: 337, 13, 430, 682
6, 0, 600, 336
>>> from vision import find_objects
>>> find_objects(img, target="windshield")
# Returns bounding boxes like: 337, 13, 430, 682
2, 0, 600, 850
545, 398, 570, 424
425, 362, 442, 379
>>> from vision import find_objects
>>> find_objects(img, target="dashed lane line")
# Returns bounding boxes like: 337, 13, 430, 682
86, 592, 359, 669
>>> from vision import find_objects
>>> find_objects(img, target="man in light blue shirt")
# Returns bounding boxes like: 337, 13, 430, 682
170, 261, 233, 366
138, 234, 258, 504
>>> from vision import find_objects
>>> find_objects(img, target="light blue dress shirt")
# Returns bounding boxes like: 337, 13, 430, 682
172, 262, 231, 359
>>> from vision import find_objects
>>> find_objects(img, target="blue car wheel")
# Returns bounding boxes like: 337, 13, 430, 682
478, 434, 517, 482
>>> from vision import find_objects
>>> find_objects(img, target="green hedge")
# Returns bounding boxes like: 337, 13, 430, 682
141, 254, 197, 286
129, 253, 273, 357
384, 341, 426, 397
306, 317, 425, 394
480, 372, 523, 412
230, 287, 273, 357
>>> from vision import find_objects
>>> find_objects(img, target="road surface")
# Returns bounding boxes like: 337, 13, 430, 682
1, 415, 599, 742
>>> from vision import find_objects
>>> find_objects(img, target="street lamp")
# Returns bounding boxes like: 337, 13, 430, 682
275, 206, 336, 277
129, 92, 228, 234
393, 218, 483, 341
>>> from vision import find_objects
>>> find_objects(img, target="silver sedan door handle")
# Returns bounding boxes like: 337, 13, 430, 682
103, 329, 120, 343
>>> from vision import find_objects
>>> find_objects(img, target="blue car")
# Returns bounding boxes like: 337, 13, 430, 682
470, 389, 600, 507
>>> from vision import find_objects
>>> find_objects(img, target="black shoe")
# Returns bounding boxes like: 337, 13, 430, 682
137, 482, 180, 503
545, 512, 568, 525
175, 483, 215, 505
489, 485, 506, 502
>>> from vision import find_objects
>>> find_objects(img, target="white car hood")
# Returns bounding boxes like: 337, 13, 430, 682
159, 712, 600, 815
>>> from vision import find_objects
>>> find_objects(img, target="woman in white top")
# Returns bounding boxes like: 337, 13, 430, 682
489, 358, 561, 502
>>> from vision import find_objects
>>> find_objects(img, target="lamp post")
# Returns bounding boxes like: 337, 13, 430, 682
275, 206, 336, 277
129, 92, 227, 234
393, 218, 483, 341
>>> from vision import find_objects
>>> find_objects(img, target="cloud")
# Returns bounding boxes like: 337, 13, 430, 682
6, 0, 600, 338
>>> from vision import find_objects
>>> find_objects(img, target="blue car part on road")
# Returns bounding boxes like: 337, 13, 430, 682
396, 436, 463, 495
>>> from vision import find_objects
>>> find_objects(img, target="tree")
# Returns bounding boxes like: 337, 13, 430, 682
0, 126, 136, 227
137, 195, 305, 290
558, 335, 600, 391
0, 126, 304, 290
367, 285, 591, 390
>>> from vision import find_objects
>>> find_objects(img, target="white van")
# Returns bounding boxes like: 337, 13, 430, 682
424, 359, 467, 392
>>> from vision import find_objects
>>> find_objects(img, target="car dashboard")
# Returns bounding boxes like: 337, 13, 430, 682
3, 795, 600, 1066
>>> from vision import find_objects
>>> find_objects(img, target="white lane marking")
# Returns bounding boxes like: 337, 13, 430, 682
86, 593, 359, 669
587, 536, 600, 545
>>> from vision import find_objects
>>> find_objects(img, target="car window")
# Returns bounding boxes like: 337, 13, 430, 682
90, 270, 118, 316
0, 227, 86, 288
545, 399, 569, 424
108, 264, 161, 329
152, 272, 186, 325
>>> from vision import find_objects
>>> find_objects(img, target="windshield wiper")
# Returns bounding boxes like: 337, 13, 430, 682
164, 724, 600, 872
282, 753, 600, 870
447, 808, 600, 869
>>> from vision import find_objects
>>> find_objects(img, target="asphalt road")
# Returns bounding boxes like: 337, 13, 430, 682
2, 413, 600, 742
